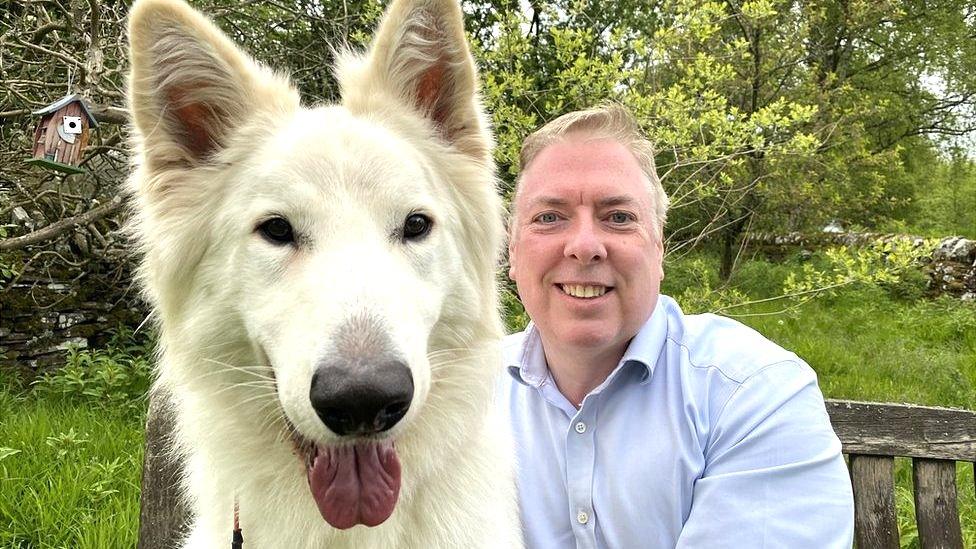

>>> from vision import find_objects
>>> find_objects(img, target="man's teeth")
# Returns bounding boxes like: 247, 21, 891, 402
561, 284, 607, 298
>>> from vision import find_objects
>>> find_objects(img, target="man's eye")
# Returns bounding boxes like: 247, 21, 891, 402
535, 213, 558, 224
609, 212, 634, 224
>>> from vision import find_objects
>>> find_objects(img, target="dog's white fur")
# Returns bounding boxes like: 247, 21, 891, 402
126, 0, 520, 546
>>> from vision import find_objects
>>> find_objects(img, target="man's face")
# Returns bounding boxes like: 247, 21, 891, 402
509, 137, 664, 357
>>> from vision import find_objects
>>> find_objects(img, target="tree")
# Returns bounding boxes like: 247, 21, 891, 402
0, 0, 384, 291
468, 0, 976, 279
2, 0, 974, 288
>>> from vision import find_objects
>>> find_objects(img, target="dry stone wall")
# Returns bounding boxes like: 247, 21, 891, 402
0, 256, 144, 376
748, 233, 976, 300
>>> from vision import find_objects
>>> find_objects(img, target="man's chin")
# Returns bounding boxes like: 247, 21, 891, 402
547, 325, 629, 355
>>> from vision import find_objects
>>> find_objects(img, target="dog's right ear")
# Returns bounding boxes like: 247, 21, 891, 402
127, 0, 298, 169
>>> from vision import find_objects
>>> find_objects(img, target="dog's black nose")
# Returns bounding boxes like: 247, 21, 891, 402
309, 360, 414, 437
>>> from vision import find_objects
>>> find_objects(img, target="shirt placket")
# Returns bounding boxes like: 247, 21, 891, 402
565, 404, 597, 549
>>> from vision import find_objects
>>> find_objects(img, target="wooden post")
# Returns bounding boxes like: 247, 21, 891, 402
138, 388, 189, 549
849, 454, 899, 548
912, 458, 963, 549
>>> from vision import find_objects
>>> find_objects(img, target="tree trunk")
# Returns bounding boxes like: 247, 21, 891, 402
720, 225, 736, 281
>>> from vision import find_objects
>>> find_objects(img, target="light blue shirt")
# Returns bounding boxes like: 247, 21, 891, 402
498, 295, 854, 548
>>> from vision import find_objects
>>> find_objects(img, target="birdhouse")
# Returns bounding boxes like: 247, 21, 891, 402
26, 93, 99, 175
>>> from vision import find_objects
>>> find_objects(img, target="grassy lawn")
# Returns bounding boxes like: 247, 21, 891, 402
0, 372, 143, 548
742, 290, 976, 549
1, 253, 974, 547
716, 256, 976, 409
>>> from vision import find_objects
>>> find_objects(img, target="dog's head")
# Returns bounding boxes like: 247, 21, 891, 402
127, 0, 503, 529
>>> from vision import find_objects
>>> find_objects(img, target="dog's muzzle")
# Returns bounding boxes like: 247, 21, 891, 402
302, 357, 413, 529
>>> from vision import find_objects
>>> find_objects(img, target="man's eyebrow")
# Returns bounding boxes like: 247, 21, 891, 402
526, 196, 571, 208
597, 195, 638, 208
524, 195, 640, 209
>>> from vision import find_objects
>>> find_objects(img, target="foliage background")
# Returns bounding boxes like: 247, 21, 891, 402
0, 0, 975, 547
1, 0, 974, 275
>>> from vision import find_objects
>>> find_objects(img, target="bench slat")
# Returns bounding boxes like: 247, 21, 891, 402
912, 458, 963, 549
826, 400, 976, 461
849, 454, 899, 548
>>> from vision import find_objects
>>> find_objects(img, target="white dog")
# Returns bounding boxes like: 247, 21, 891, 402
126, 0, 520, 546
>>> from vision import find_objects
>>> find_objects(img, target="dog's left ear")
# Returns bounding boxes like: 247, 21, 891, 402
338, 0, 490, 163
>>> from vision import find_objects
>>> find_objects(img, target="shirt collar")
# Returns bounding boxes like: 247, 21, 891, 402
506, 322, 548, 387
506, 296, 672, 387
620, 296, 670, 384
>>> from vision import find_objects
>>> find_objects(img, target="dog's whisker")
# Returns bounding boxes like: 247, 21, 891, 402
427, 345, 495, 359
429, 353, 496, 372
432, 325, 476, 349
224, 391, 280, 414
257, 406, 289, 440
225, 397, 277, 415
200, 358, 275, 380
256, 405, 286, 431
179, 362, 274, 387
206, 382, 276, 400
428, 348, 494, 361
180, 371, 272, 395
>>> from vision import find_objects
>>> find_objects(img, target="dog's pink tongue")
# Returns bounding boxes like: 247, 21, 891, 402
307, 441, 401, 529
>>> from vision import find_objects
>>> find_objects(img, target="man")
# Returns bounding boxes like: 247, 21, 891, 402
499, 104, 854, 548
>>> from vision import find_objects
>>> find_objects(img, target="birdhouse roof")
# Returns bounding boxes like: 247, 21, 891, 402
32, 94, 99, 128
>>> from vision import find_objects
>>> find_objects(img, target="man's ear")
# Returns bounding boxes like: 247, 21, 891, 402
337, 0, 490, 163
508, 260, 517, 282
127, 0, 298, 168
507, 227, 518, 281
655, 234, 665, 281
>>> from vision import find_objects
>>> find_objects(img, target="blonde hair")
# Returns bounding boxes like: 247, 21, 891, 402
512, 103, 669, 238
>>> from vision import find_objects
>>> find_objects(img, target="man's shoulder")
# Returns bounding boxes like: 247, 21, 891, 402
665, 301, 807, 385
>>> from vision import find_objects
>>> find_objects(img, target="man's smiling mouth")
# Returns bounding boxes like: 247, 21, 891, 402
559, 284, 611, 298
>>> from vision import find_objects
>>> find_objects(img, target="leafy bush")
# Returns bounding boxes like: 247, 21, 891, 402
782, 238, 936, 302
32, 328, 153, 413
669, 257, 750, 314
502, 286, 530, 334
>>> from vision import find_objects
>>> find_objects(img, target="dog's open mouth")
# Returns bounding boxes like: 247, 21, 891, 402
290, 425, 401, 529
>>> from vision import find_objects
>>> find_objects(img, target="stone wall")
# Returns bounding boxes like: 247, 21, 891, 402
748, 233, 976, 300
0, 255, 145, 377
926, 237, 976, 300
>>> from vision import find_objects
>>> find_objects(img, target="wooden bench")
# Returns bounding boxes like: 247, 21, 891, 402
827, 400, 975, 548
138, 397, 976, 548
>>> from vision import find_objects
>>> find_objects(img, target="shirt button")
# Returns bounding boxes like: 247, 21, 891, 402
577, 510, 589, 525
574, 421, 587, 434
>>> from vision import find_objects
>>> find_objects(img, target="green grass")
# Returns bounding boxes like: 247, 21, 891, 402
717, 257, 976, 409
0, 372, 144, 548
2, 254, 975, 547
740, 292, 976, 408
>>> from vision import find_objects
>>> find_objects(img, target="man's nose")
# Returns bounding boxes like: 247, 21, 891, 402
564, 218, 606, 264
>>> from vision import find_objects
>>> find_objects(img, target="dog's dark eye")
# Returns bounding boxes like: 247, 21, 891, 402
403, 213, 432, 241
258, 217, 295, 245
